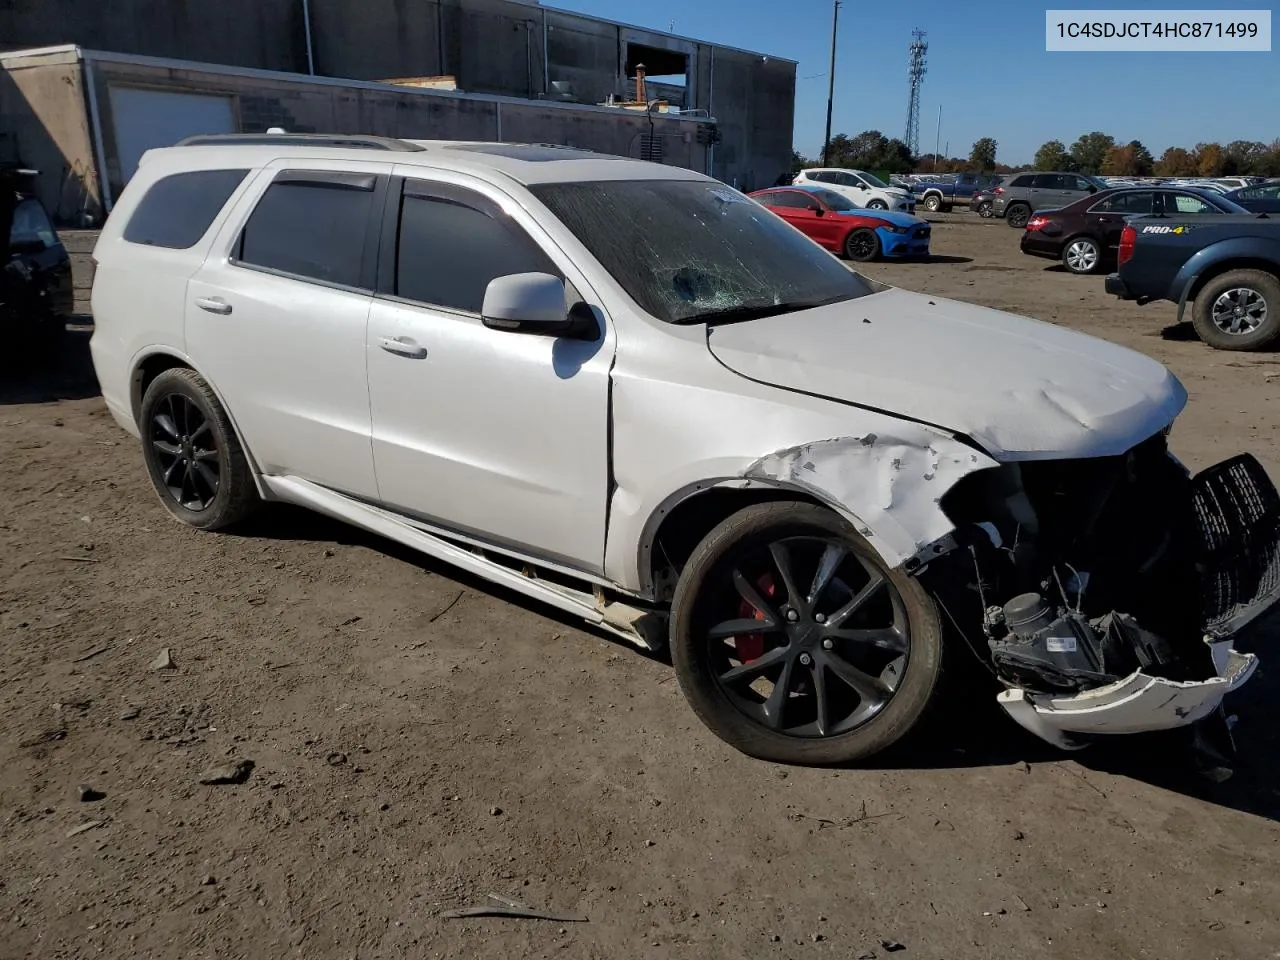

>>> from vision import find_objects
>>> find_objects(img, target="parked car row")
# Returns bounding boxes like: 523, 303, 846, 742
999, 174, 1280, 351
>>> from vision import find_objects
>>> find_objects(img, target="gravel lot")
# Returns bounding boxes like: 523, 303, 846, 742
3, 215, 1278, 960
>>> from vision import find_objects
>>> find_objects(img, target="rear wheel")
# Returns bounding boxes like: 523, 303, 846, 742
139, 368, 259, 530
1191, 269, 1280, 351
1005, 203, 1031, 228
922, 194, 942, 212
669, 502, 945, 765
844, 228, 881, 262
976, 201, 994, 218
1062, 236, 1102, 274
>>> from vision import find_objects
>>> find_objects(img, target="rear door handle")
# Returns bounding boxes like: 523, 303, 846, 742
194, 296, 232, 315
379, 336, 428, 359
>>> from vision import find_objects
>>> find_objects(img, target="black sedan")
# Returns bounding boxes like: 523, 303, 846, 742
1019, 185, 1248, 274
1224, 179, 1280, 214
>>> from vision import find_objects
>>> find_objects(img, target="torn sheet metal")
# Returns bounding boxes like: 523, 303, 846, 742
996, 638, 1257, 749
744, 433, 997, 569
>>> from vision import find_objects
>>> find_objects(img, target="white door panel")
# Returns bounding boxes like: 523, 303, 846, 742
365, 173, 614, 572
187, 270, 377, 496
183, 160, 392, 500
368, 300, 611, 567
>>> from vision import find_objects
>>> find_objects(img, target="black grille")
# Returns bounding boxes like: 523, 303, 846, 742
1192, 454, 1280, 636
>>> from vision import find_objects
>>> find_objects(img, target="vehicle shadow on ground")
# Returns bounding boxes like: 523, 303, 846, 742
1158, 322, 1200, 341
883, 615, 1280, 823
915, 255, 973, 265
232, 503, 675, 663
0, 323, 101, 405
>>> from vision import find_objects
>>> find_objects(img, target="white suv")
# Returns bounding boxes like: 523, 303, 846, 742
89, 133, 1277, 768
793, 168, 916, 213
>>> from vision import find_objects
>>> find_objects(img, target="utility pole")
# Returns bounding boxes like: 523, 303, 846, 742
821, 0, 840, 167
933, 104, 941, 171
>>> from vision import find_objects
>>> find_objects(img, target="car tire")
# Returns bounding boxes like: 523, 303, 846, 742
669, 501, 945, 766
1062, 236, 1102, 274
139, 368, 259, 530
866, 199, 888, 210
976, 202, 994, 218
922, 194, 942, 212
1005, 204, 1031, 228
1191, 269, 1280, 351
844, 228, 881, 262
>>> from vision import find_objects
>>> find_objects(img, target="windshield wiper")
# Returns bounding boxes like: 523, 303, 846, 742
676, 294, 853, 326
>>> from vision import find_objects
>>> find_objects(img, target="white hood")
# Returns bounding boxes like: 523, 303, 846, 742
705, 287, 1187, 460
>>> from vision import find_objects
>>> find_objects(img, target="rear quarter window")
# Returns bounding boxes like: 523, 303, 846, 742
122, 169, 250, 249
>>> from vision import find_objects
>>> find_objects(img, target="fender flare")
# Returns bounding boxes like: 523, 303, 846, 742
127, 345, 273, 500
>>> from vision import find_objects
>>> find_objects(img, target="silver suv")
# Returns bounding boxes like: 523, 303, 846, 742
993, 171, 1106, 227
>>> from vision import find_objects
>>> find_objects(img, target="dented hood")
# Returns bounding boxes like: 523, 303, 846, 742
705, 287, 1187, 460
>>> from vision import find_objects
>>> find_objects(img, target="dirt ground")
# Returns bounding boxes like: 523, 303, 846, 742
3, 216, 1279, 960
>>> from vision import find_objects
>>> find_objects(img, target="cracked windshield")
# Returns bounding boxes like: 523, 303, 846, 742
531, 179, 874, 324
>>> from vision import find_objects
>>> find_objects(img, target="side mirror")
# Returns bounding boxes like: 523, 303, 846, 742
809, 204, 824, 215
1088, 185, 1098, 193
481, 272, 596, 339
855, 182, 868, 189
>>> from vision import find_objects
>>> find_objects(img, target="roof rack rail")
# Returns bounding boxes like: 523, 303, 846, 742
175, 133, 426, 152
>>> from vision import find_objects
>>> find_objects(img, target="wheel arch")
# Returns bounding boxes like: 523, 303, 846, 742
128, 347, 272, 498
1182, 257, 1280, 306
638, 480, 834, 602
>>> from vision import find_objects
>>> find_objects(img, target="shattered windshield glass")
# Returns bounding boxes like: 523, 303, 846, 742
529, 179, 875, 325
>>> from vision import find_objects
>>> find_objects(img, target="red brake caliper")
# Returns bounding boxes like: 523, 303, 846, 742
732, 574, 776, 664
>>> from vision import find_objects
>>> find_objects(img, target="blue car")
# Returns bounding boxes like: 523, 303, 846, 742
861, 207, 933, 260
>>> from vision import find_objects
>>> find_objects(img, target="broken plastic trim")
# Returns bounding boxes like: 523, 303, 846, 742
996, 637, 1257, 750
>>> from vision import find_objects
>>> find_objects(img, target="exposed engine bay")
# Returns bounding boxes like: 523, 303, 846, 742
924, 430, 1280, 769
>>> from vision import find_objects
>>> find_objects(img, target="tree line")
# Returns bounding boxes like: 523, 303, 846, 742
797, 130, 1280, 178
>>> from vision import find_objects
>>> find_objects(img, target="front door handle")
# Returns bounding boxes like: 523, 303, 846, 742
379, 336, 428, 359
194, 296, 232, 315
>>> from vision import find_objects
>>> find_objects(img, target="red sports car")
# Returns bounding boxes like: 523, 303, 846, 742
748, 184, 931, 262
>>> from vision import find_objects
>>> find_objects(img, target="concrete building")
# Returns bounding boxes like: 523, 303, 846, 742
0, 0, 796, 224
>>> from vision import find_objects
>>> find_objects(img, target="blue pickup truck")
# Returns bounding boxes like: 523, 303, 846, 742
911, 172, 1001, 213
1105, 214, 1280, 350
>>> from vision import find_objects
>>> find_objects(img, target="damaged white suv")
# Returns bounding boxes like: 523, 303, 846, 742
90, 134, 1280, 768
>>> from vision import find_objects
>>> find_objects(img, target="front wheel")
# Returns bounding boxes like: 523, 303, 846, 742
866, 199, 888, 210
139, 368, 260, 530
1191, 269, 1280, 351
1005, 204, 1031, 228
844, 228, 881, 262
669, 502, 945, 765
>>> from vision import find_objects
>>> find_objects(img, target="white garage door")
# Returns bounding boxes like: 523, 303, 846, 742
109, 86, 236, 184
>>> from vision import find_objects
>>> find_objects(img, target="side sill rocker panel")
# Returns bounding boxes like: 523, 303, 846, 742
261, 475, 665, 652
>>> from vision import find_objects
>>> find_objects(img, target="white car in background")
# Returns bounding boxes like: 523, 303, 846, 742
792, 168, 916, 213
87, 133, 1278, 771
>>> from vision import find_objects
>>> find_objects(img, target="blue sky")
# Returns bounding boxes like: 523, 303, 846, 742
551, 0, 1276, 165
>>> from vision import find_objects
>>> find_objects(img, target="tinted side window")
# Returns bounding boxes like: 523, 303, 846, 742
1093, 192, 1154, 214
805, 171, 830, 183
1009, 175, 1033, 188
769, 192, 813, 209
395, 190, 560, 314
10, 198, 58, 249
123, 169, 249, 249
1073, 177, 1095, 192
238, 176, 375, 288
1168, 193, 1215, 215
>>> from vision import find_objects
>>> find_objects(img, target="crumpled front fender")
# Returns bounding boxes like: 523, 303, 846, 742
743, 431, 999, 570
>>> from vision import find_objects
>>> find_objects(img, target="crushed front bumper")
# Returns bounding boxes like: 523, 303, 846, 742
997, 452, 1280, 748
998, 638, 1257, 749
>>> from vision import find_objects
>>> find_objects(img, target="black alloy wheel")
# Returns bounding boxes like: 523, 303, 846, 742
670, 503, 944, 765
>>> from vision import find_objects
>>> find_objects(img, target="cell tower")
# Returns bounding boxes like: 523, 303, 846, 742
904, 29, 928, 155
